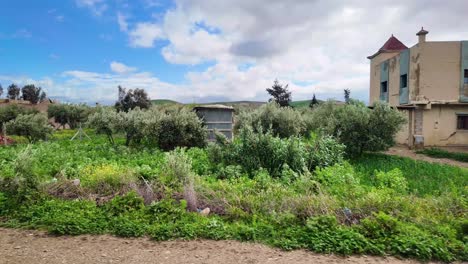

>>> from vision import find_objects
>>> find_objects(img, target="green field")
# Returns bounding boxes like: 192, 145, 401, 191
0, 130, 466, 262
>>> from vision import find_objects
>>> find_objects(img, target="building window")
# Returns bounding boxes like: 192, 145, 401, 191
381, 81, 388, 93
457, 115, 468, 130
400, 74, 408, 88
464, 69, 468, 84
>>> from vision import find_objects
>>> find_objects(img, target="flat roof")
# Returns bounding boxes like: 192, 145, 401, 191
193, 104, 235, 111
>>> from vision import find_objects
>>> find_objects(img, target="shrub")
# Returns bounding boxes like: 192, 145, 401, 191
163, 149, 198, 211
79, 163, 137, 195
374, 169, 408, 193
0, 104, 39, 126
6, 113, 53, 142
307, 101, 405, 156
235, 102, 306, 138
145, 107, 207, 151
208, 128, 344, 177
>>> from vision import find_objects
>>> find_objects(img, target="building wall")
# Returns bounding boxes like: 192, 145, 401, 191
418, 41, 461, 102
422, 105, 468, 146
369, 52, 400, 105
408, 43, 422, 102
388, 55, 401, 106
394, 109, 411, 145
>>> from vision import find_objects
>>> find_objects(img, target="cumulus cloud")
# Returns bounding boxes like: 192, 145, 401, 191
129, 22, 164, 48
14, 0, 468, 103
110, 61, 137, 74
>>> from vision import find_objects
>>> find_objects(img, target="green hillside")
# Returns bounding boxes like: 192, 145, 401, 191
151, 99, 180, 105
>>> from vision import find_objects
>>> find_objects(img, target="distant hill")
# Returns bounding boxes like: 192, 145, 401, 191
150, 99, 334, 109
151, 99, 180, 105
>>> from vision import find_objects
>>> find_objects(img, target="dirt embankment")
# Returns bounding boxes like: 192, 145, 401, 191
0, 228, 442, 264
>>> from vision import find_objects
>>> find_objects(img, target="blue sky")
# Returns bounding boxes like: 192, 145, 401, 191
0, 0, 467, 104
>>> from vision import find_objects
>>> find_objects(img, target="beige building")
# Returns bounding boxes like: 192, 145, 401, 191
368, 28, 468, 147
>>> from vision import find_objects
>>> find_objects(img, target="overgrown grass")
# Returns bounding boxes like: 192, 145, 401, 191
0, 130, 466, 262
351, 153, 468, 196
417, 147, 468, 163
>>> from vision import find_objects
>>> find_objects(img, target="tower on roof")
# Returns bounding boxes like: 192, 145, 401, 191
416, 27, 429, 43
367, 35, 408, 59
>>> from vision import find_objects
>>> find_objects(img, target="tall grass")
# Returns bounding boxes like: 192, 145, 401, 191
351, 153, 468, 196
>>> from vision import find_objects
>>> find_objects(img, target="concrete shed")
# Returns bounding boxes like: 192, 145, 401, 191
193, 104, 235, 141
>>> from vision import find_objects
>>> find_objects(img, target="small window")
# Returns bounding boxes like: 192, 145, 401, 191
400, 74, 408, 88
464, 69, 468, 84
457, 115, 468, 130
381, 81, 388, 93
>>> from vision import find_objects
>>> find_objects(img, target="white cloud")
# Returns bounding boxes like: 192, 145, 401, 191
117, 12, 128, 32
114, 0, 468, 103
6, 0, 468, 104
110, 61, 137, 74
129, 22, 164, 48
75, 0, 108, 16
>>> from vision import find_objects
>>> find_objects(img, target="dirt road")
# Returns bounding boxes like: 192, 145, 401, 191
0, 228, 441, 264
386, 146, 468, 168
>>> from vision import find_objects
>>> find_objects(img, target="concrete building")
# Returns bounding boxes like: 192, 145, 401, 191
193, 104, 235, 141
368, 28, 468, 147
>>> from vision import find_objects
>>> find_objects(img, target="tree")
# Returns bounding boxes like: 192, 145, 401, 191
86, 107, 119, 144
115, 86, 151, 112
309, 94, 319, 108
344, 88, 351, 104
307, 100, 406, 156
266, 79, 291, 107
0, 84, 3, 98
21, 84, 46, 104
7, 84, 21, 100
114, 108, 149, 146
48, 104, 92, 129
6, 113, 53, 142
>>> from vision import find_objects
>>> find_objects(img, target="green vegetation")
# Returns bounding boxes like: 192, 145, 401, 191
417, 147, 468, 163
0, 130, 466, 262
0, 100, 466, 262
151, 99, 180, 105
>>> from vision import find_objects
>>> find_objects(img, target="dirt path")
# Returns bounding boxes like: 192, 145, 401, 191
0, 228, 441, 264
385, 146, 468, 168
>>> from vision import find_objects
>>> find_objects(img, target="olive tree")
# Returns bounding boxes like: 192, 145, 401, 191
48, 104, 91, 129
86, 107, 119, 144
6, 113, 53, 142
114, 108, 149, 146
308, 101, 406, 156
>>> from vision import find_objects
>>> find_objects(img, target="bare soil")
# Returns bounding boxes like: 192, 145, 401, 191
0, 228, 444, 264
385, 146, 468, 168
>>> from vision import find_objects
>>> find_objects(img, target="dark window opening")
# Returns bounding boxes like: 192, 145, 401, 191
400, 74, 408, 88
381, 81, 388, 93
457, 115, 468, 130
464, 69, 468, 84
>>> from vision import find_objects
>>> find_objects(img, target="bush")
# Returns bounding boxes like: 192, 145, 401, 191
6, 113, 53, 142
145, 107, 207, 151
208, 127, 344, 177
307, 101, 405, 156
235, 102, 306, 138
374, 169, 408, 193
0, 104, 39, 126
